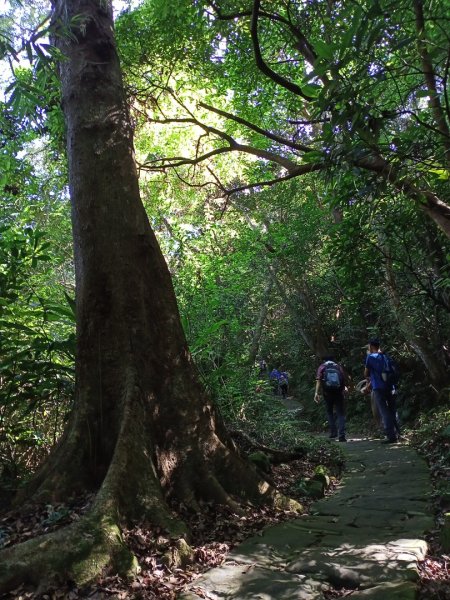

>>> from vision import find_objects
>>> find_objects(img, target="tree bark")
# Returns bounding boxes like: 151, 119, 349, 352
0, 0, 298, 591
247, 277, 273, 366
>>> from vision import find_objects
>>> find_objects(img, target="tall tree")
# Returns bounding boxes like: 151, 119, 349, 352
0, 0, 295, 591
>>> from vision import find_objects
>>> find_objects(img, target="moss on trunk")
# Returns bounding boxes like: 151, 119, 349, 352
0, 502, 136, 590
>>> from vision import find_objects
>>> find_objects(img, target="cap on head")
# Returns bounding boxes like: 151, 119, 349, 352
369, 338, 380, 349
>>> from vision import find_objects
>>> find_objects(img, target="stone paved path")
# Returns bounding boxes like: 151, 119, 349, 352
180, 436, 432, 600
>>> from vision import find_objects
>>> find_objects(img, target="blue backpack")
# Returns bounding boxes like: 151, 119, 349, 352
381, 354, 399, 386
322, 361, 343, 390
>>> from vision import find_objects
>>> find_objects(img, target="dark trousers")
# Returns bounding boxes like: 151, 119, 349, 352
373, 388, 397, 440
324, 392, 346, 438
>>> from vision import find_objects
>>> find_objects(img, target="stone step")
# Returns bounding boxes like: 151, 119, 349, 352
179, 437, 432, 600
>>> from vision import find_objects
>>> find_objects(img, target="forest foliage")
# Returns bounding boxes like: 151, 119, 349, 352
0, 0, 449, 484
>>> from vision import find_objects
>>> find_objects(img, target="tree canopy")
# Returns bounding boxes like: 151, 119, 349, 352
116, 0, 450, 234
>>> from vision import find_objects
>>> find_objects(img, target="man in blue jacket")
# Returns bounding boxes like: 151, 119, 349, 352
364, 338, 397, 444
269, 366, 281, 395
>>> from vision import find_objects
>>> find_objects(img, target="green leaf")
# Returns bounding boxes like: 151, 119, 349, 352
300, 84, 322, 98
43, 303, 76, 321
313, 40, 334, 60
302, 151, 323, 163
64, 292, 76, 316
429, 168, 449, 180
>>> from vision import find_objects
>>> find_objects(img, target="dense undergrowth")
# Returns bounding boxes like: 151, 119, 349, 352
412, 407, 450, 600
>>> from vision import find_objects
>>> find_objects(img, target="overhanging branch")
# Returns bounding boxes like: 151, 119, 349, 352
355, 155, 450, 236
143, 114, 305, 172
208, 1, 320, 70
198, 101, 312, 152
250, 0, 313, 100
224, 162, 325, 196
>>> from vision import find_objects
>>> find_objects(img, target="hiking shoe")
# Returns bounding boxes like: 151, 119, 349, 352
381, 438, 397, 444
338, 437, 347, 442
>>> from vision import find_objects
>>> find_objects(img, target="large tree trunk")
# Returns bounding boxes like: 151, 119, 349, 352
0, 0, 297, 592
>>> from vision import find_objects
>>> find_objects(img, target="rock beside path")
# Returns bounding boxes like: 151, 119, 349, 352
180, 437, 432, 600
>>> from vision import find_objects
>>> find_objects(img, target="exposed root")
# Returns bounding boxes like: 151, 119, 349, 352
0, 499, 136, 592
0, 391, 188, 593
229, 428, 307, 464
0, 380, 302, 593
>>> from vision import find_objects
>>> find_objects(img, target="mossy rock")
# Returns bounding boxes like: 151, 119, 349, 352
305, 478, 326, 499
312, 472, 330, 488
248, 452, 272, 473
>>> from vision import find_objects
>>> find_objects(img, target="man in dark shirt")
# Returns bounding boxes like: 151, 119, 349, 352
315, 356, 346, 442
364, 338, 397, 444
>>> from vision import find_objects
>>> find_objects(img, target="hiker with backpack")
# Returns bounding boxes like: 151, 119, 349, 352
278, 367, 289, 399
269, 366, 281, 395
364, 338, 399, 444
314, 356, 347, 442
269, 365, 289, 398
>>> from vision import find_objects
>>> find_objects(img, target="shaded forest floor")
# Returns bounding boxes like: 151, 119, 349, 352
0, 401, 448, 599
0, 454, 329, 599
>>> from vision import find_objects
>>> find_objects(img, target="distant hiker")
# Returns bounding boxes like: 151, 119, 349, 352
269, 367, 281, 395
278, 367, 289, 399
258, 358, 268, 377
314, 356, 346, 442
364, 338, 399, 444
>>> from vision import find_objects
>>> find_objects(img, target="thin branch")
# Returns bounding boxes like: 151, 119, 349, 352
224, 162, 325, 196
140, 147, 234, 170
250, 0, 313, 101
403, 109, 450, 139
198, 102, 312, 152
172, 168, 221, 193
206, 166, 228, 195
288, 117, 331, 125
413, 0, 450, 168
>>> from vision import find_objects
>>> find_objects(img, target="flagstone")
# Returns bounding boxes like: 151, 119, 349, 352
179, 438, 431, 599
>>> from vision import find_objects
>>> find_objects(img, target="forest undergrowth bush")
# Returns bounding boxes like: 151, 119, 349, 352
410, 406, 450, 599
0, 225, 75, 503
220, 379, 345, 472
411, 407, 450, 490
